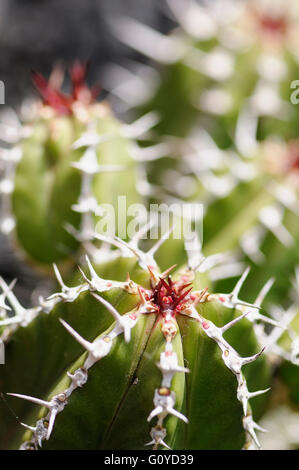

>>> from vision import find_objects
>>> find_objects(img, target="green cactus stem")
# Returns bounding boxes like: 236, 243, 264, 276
0, 229, 278, 450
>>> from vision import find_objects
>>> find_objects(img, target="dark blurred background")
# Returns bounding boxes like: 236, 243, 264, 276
0, 0, 173, 106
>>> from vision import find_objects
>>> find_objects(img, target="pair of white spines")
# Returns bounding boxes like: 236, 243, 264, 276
146, 341, 189, 450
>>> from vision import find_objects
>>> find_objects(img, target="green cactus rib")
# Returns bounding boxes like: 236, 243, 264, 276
0, 253, 272, 450
11, 108, 140, 265
0, 256, 150, 446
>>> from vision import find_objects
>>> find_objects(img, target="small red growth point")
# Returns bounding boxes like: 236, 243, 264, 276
151, 273, 194, 315
32, 61, 101, 115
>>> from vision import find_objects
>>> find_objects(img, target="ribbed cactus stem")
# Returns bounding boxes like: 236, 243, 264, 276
70, 138, 125, 243
194, 307, 268, 449
10, 290, 142, 449
2, 240, 298, 450
147, 315, 189, 449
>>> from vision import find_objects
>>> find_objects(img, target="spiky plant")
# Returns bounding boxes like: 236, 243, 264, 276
0, 230, 274, 450
110, 0, 299, 141
109, 0, 299, 315
0, 62, 149, 268
98, 0, 299, 437
0, 2, 298, 449
0, 214, 297, 450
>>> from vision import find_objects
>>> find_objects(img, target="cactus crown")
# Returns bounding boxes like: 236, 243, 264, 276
0, 0, 299, 451
32, 62, 100, 115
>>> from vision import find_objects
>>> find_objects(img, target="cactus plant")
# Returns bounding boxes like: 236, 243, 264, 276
1, 62, 143, 267
0, 218, 297, 450
110, 0, 299, 142
109, 0, 299, 308
0, 0, 298, 451
106, 1, 299, 430
0, 234, 273, 450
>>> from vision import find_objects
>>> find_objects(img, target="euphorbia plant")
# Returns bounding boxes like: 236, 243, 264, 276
0, 231, 273, 450
0, 24, 298, 448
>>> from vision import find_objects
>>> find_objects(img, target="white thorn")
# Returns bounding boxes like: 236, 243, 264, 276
209, 261, 245, 281
7, 393, 50, 409
147, 226, 174, 256
59, 319, 92, 352
232, 267, 250, 298
67, 368, 88, 388
72, 146, 125, 175
92, 232, 137, 258
221, 311, 249, 333
243, 415, 265, 449
240, 226, 266, 264
166, 406, 189, 423
0, 278, 16, 311
0, 277, 24, 316
235, 106, 258, 158
20, 422, 36, 432
122, 111, 160, 139
110, 17, 184, 64
91, 293, 122, 322
145, 439, 155, 447
46, 409, 57, 440
236, 300, 262, 310
0, 316, 23, 326
130, 217, 157, 248
259, 205, 293, 247
131, 142, 172, 162
147, 405, 164, 422
160, 439, 171, 450
255, 278, 275, 307
91, 293, 131, 343
72, 133, 113, 149
249, 388, 271, 399
85, 254, 98, 280
242, 347, 266, 366
213, 267, 264, 310
77, 265, 92, 286
253, 422, 268, 433
50, 265, 87, 302
52, 263, 67, 290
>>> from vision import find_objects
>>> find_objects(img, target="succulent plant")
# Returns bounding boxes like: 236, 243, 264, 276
0, 62, 143, 267
0, 0, 298, 451
0, 217, 297, 450
0, 234, 274, 450
110, 0, 299, 141
109, 0, 299, 309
